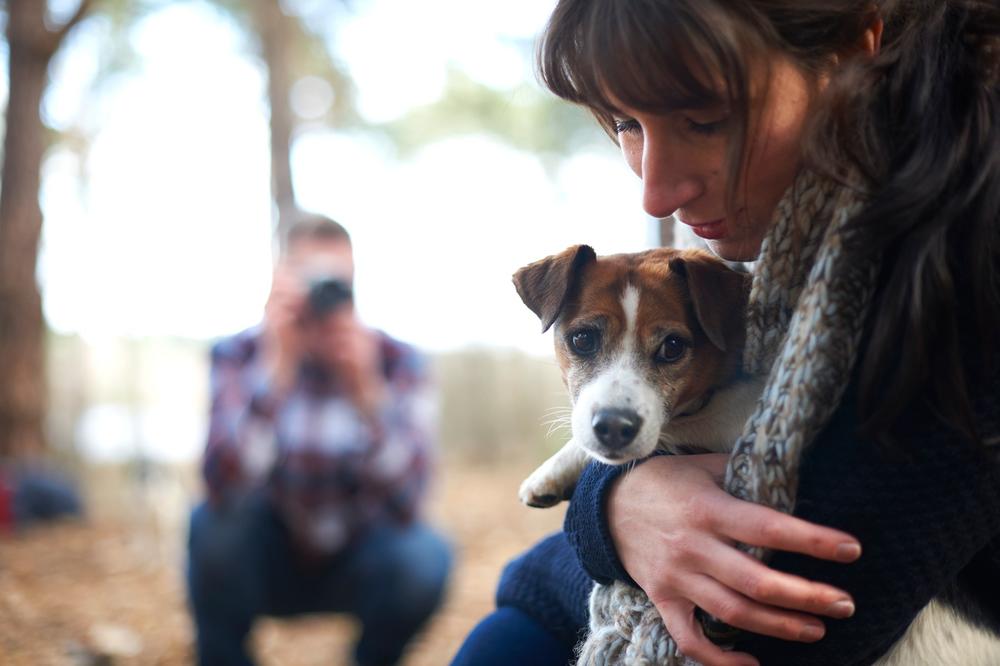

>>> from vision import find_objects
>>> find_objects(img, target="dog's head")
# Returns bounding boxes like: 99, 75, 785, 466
513, 245, 750, 464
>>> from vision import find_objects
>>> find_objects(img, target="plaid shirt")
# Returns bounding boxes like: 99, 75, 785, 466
203, 326, 435, 554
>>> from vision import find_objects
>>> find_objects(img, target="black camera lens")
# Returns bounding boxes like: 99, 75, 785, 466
307, 278, 353, 315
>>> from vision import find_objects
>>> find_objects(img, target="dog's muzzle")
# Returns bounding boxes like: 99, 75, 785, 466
591, 408, 644, 451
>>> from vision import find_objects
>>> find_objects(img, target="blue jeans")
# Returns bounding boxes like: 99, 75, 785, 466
187, 497, 451, 666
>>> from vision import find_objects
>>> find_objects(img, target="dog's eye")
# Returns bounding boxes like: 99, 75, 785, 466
569, 329, 600, 356
656, 335, 688, 363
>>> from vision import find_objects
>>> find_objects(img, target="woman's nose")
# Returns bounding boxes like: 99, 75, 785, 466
640, 135, 703, 219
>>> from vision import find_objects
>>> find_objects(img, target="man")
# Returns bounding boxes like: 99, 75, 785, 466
187, 214, 451, 666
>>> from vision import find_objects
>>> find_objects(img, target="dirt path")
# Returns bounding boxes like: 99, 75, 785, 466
0, 462, 566, 665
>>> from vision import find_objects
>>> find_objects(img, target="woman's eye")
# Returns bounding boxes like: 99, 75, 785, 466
570, 329, 600, 356
684, 116, 728, 136
655, 335, 688, 363
613, 118, 641, 135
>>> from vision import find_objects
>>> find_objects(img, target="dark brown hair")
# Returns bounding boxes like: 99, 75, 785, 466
539, 0, 1000, 441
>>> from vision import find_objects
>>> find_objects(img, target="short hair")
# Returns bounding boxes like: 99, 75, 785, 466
284, 213, 351, 249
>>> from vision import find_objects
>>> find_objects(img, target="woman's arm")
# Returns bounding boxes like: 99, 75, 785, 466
565, 454, 860, 666
565, 379, 1000, 665
733, 379, 1000, 665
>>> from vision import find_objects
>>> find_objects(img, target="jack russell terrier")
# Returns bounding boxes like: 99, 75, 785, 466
513, 244, 1000, 665
515, 244, 762, 508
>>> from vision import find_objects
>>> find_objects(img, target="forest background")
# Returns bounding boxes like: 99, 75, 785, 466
0, 1, 658, 663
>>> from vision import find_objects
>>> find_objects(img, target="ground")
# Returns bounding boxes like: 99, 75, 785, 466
0, 461, 566, 665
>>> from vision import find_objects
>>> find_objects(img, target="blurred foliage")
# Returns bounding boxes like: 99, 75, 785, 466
4, 0, 607, 177
3, 0, 362, 168
206, 0, 360, 129
379, 67, 608, 160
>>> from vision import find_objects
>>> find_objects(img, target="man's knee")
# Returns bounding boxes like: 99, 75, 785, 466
189, 503, 233, 574
187, 501, 263, 606
364, 523, 452, 616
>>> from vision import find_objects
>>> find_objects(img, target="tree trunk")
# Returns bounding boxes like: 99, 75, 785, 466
253, 0, 301, 250
0, 0, 89, 459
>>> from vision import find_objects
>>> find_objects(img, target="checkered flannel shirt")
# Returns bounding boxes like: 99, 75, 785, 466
203, 326, 435, 553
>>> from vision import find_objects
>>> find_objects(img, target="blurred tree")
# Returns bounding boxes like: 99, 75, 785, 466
253, 0, 299, 237
0, 0, 612, 462
0, 0, 358, 459
213, 1, 605, 239
209, 0, 358, 249
0, 0, 93, 458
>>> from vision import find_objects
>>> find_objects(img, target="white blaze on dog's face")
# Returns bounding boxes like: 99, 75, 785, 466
515, 247, 746, 465
562, 282, 674, 463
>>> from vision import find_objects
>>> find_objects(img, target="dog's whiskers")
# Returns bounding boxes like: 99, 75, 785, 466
541, 406, 572, 417
543, 416, 572, 438
541, 407, 573, 438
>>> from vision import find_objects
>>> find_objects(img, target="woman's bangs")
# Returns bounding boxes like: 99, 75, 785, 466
590, 2, 726, 116
539, 0, 737, 130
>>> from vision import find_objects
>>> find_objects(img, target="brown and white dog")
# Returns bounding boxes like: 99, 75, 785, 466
514, 244, 762, 508
513, 244, 1000, 665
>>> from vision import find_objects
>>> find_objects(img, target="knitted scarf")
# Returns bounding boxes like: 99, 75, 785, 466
579, 169, 879, 665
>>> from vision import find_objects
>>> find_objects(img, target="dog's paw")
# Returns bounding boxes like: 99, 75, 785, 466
519, 471, 570, 508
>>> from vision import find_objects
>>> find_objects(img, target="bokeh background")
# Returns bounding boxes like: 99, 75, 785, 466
0, 1, 661, 663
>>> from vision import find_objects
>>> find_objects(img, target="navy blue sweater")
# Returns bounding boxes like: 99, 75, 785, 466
497, 368, 1000, 664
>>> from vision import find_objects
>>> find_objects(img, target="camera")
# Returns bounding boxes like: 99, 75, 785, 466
306, 277, 353, 316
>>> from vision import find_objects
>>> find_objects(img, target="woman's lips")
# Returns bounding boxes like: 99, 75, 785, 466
681, 218, 727, 240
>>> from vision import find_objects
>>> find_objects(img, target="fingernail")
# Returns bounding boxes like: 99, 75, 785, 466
799, 623, 825, 641
836, 542, 862, 561
827, 599, 856, 618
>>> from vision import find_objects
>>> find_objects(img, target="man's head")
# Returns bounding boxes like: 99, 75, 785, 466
274, 214, 359, 368
283, 213, 355, 285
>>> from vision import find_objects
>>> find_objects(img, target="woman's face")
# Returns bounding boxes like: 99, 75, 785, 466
612, 55, 818, 262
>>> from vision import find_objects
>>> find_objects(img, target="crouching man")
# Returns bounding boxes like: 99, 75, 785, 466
187, 215, 451, 666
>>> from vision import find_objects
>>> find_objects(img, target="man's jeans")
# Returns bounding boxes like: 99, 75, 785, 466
187, 496, 451, 666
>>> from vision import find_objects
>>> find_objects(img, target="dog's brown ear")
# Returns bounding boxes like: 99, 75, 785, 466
513, 245, 596, 332
669, 252, 751, 352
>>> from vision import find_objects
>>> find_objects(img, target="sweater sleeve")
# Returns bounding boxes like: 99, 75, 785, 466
563, 459, 635, 586
563, 376, 1000, 665
495, 531, 595, 647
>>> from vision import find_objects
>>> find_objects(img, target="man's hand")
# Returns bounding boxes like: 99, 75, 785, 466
262, 265, 308, 395
311, 309, 386, 418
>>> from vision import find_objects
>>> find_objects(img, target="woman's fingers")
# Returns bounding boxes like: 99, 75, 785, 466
708, 499, 861, 563
697, 540, 855, 619
656, 599, 760, 666
673, 572, 829, 643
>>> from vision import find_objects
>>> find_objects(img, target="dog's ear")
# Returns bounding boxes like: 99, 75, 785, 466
513, 245, 596, 332
669, 252, 751, 352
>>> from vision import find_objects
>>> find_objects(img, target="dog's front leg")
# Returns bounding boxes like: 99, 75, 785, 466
519, 441, 591, 508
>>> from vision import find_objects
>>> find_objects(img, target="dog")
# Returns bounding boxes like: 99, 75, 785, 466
514, 244, 762, 508
513, 244, 1000, 665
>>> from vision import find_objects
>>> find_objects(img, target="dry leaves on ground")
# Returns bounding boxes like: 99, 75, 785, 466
0, 462, 565, 666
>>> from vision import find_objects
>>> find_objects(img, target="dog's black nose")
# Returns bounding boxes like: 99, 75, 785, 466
592, 408, 643, 450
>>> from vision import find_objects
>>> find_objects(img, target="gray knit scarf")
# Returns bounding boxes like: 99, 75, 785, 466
579, 169, 879, 665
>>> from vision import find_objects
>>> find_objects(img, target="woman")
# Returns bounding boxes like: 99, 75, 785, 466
453, 1, 1000, 665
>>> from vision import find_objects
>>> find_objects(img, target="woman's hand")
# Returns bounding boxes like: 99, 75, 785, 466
608, 453, 861, 666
